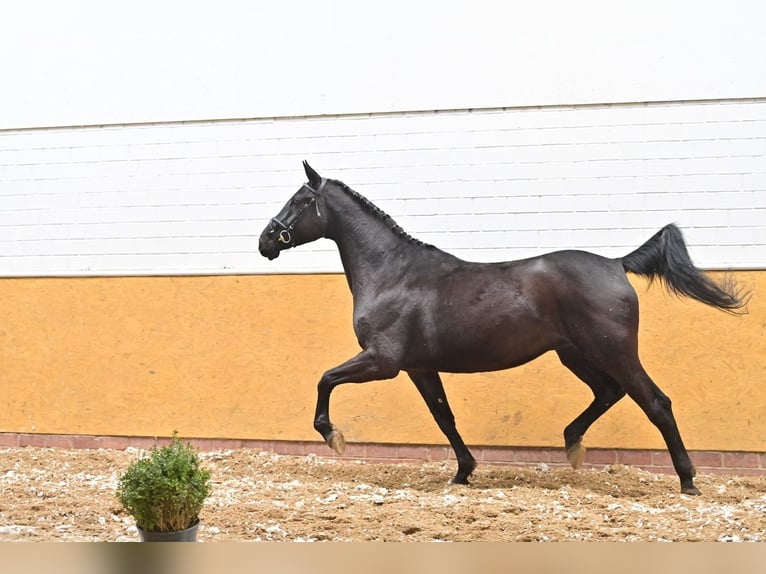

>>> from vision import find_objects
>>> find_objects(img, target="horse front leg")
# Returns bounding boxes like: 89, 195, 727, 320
407, 371, 477, 485
313, 348, 400, 455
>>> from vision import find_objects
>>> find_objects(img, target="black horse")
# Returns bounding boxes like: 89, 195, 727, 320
259, 161, 749, 495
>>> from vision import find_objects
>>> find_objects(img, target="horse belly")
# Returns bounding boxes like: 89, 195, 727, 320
409, 315, 560, 373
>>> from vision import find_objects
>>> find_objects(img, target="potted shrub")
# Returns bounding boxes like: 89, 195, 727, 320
116, 432, 212, 542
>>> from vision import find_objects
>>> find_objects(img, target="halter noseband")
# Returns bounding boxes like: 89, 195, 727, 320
270, 179, 326, 246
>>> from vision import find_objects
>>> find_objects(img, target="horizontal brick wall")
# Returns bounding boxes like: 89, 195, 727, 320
2, 432, 764, 477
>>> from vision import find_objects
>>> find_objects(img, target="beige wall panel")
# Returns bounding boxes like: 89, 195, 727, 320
1, 272, 763, 452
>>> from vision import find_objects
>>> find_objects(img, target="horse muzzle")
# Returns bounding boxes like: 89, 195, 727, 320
258, 236, 281, 260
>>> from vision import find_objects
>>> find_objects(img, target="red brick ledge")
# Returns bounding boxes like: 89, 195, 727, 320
1, 432, 764, 476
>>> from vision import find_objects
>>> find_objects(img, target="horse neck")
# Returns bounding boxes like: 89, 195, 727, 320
324, 188, 415, 295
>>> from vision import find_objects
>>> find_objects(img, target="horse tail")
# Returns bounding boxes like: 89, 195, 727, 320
620, 223, 750, 315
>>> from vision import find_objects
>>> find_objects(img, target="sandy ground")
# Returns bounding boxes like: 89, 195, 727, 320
1, 446, 765, 542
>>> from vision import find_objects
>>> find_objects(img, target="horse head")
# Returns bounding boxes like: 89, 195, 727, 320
259, 161, 328, 260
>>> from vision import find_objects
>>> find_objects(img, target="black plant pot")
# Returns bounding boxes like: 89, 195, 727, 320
137, 520, 199, 542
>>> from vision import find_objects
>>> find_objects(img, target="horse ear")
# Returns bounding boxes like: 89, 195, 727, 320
303, 160, 322, 188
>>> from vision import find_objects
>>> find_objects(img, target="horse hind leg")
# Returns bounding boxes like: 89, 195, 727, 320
575, 341, 700, 494
618, 365, 700, 495
556, 348, 626, 469
407, 371, 477, 485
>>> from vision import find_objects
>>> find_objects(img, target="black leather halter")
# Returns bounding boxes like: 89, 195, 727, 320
270, 179, 326, 246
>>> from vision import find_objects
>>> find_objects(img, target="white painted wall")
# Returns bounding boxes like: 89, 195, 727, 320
2, 100, 764, 276
1, 2, 765, 276
2, 1, 765, 128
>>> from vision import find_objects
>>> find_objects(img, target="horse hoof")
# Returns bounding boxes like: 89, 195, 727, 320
566, 442, 586, 469
681, 484, 701, 496
327, 426, 346, 455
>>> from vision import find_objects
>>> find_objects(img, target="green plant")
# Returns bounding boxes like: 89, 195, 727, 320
116, 433, 212, 532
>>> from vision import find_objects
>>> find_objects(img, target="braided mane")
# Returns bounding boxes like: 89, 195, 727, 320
330, 179, 433, 248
